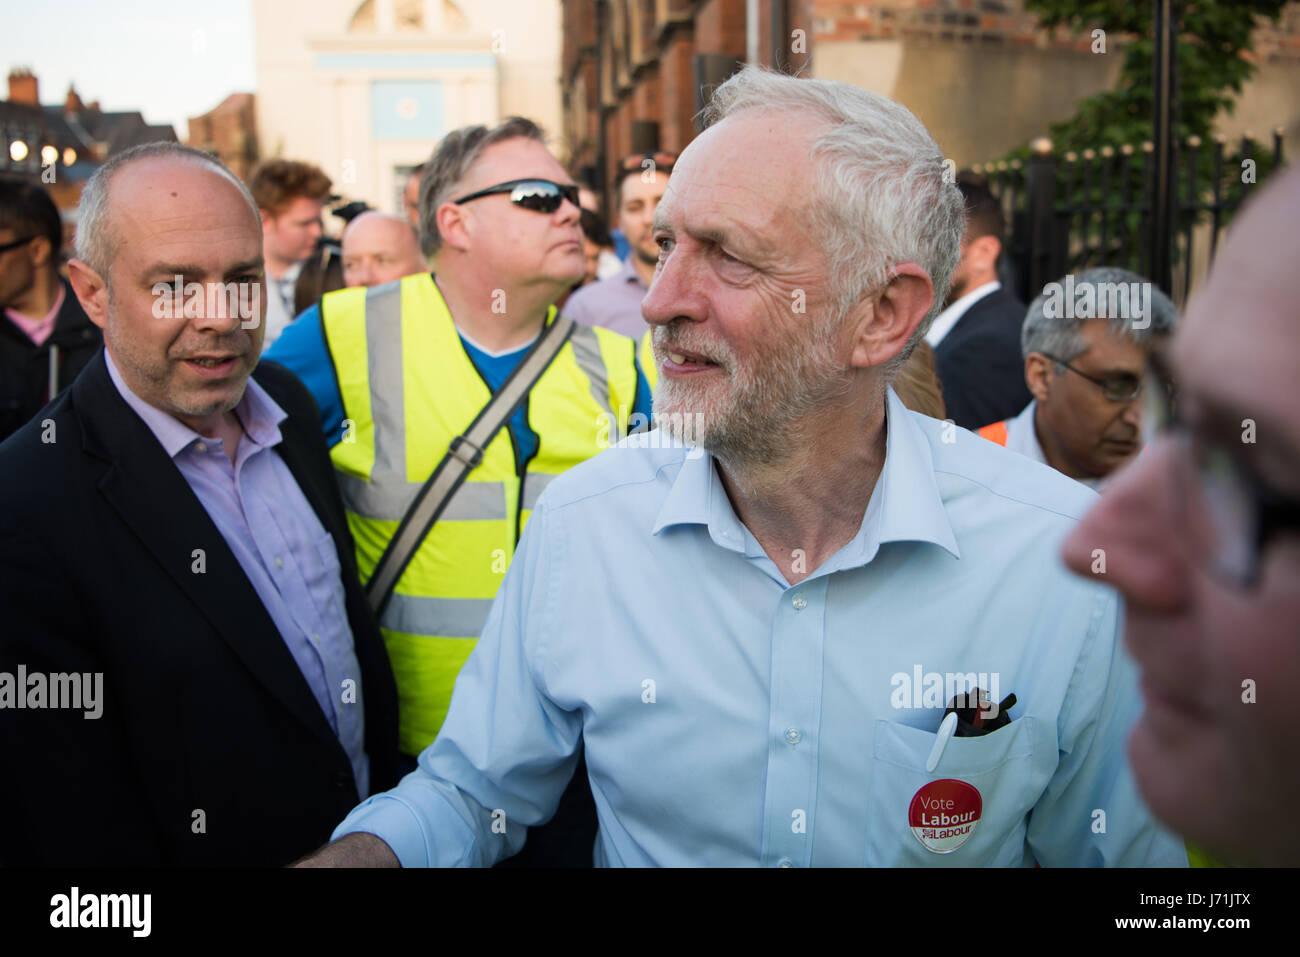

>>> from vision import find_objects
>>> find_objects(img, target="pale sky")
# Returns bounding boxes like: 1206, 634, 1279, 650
1, 0, 257, 141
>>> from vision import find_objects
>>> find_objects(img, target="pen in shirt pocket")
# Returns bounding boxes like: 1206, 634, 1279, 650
925, 689, 1018, 772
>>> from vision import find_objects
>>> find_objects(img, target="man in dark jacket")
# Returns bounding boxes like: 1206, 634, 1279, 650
0, 178, 101, 441
0, 143, 398, 866
927, 180, 1031, 430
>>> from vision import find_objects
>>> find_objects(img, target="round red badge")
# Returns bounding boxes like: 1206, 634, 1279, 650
908, 779, 982, 853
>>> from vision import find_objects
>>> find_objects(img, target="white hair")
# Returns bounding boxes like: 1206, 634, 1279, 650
701, 67, 965, 378
75, 142, 259, 279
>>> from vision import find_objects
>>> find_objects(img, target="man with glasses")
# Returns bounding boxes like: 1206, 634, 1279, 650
265, 118, 652, 811
977, 267, 1177, 489
0, 178, 101, 442
1063, 165, 1300, 865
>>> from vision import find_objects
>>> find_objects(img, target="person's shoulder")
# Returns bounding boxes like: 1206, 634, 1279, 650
971, 286, 1028, 328
254, 359, 321, 425
908, 408, 1098, 525
534, 430, 691, 514
561, 275, 622, 316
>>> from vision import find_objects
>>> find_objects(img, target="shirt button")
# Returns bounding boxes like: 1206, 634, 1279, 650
312, 632, 321, 644
274, 556, 284, 568
785, 727, 801, 745
195, 442, 207, 453
791, 593, 807, 610
778, 858, 793, 868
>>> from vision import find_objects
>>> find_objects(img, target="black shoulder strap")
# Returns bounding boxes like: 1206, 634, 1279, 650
365, 315, 577, 616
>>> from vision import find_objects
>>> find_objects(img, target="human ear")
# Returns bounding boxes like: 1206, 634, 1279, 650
849, 263, 935, 370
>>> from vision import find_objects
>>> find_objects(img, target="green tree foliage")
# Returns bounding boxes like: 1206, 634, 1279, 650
1026, 0, 1288, 152
992, 1, 1288, 277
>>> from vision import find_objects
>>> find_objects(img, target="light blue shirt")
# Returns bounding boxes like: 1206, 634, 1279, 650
332, 389, 1185, 867
105, 351, 370, 797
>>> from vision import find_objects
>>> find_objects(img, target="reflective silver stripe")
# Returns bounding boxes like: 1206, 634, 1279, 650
521, 471, 555, 511
568, 325, 616, 425
363, 281, 407, 485
381, 593, 497, 638
339, 473, 507, 522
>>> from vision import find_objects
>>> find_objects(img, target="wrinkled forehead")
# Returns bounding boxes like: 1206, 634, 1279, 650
655, 111, 824, 235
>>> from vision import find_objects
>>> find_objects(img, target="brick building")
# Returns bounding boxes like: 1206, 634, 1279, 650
563, 0, 1300, 205
561, 0, 813, 204
188, 93, 259, 182
1, 68, 178, 247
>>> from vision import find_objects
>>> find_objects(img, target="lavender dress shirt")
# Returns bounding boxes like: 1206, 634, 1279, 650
104, 352, 369, 797
560, 256, 651, 339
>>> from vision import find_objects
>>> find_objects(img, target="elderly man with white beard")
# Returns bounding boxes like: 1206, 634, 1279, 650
298, 67, 1185, 868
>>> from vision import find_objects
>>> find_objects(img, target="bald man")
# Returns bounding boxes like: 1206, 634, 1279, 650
0, 142, 399, 865
264, 212, 430, 441
341, 211, 427, 289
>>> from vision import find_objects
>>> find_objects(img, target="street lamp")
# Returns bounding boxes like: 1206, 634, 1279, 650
10, 139, 28, 162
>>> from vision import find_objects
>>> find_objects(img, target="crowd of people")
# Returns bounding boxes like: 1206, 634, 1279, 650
0, 65, 1295, 867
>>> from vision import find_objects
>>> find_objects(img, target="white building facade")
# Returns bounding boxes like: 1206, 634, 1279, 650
252, 0, 564, 215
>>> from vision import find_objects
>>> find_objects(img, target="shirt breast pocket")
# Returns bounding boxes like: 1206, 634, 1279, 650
865, 716, 1041, 867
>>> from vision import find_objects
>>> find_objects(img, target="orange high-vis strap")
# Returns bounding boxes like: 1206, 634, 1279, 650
977, 421, 1010, 446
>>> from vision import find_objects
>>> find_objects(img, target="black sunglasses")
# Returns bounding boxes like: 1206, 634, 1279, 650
0, 235, 35, 254
453, 179, 580, 214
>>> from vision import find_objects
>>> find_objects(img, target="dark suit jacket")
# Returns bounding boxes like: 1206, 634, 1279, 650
0, 352, 398, 866
0, 277, 102, 442
934, 286, 1033, 430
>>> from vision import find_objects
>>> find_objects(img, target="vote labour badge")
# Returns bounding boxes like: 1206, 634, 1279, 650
908, 779, 982, 853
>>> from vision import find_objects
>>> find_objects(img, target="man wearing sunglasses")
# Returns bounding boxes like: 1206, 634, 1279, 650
0, 178, 102, 442
1063, 164, 1300, 865
977, 267, 1177, 489
265, 117, 652, 790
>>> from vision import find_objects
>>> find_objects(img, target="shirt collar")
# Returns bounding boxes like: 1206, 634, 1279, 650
925, 279, 1001, 348
652, 387, 960, 572
4, 281, 65, 333
104, 350, 286, 460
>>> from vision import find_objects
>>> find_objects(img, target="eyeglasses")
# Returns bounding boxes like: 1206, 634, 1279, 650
0, 235, 35, 254
1141, 355, 1300, 588
1041, 353, 1142, 403
452, 179, 580, 214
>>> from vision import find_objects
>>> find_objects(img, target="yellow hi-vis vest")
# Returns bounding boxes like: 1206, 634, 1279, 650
640, 330, 658, 391
322, 273, 639, 755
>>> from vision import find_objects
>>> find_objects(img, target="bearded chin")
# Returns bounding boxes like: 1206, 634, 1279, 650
660, 343, 854, 468
652, 368, 814, 468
